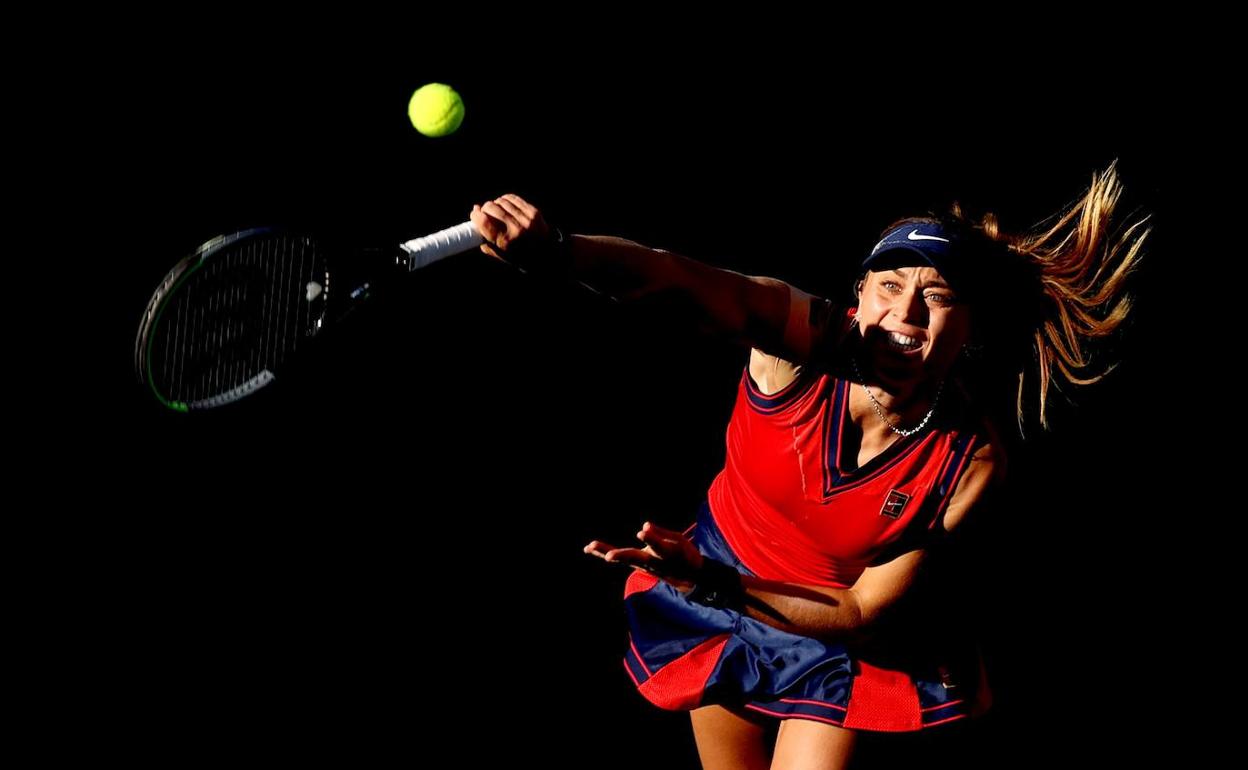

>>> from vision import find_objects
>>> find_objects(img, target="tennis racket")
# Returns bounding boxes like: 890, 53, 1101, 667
135, 221, 482, 412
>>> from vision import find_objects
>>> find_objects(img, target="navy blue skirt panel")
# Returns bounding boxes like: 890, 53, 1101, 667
621, 501, 990, 732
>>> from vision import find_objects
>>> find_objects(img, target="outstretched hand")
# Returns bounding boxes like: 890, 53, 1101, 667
584, 522, 706, 592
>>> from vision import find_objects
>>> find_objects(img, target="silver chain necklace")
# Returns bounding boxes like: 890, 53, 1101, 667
850, 357, 943, 438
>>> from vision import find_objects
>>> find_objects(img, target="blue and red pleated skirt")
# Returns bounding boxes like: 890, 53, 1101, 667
621, 501, 992, 732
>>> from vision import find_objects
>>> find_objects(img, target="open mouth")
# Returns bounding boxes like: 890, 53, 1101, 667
883, 330, 923, 354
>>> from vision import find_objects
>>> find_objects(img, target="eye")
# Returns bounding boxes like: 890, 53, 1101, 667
880, 280, 901, 292
925, 293, 954, 306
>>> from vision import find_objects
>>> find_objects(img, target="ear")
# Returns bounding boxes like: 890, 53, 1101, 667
854, 278, 864, 299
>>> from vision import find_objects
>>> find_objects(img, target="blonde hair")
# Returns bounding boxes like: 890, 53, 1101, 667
880, 161, 1151, 433
1009, 161, 1150, 431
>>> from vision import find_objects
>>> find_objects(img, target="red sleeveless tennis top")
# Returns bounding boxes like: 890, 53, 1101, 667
706, 362, 985, 589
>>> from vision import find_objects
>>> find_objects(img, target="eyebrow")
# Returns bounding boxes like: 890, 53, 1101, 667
888, 269, 952, 290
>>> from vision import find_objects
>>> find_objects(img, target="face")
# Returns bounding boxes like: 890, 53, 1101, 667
855, 266, 972, 386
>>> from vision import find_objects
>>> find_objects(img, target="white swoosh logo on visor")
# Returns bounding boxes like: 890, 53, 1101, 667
907, 229, 950, 243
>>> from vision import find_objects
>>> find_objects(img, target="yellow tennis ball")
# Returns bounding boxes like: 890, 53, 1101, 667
408, 83, 464, 137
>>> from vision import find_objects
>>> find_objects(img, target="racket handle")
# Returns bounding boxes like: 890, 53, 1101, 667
399, 221, 484, 271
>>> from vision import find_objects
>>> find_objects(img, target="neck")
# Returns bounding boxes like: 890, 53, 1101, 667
862, 366, 935, 413
871, 379, 922, 412
851, 356, 946, 433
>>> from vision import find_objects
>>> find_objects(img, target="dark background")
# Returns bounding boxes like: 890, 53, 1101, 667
72, 38, 1199, 766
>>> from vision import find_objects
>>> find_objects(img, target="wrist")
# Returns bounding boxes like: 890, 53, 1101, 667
685, 558, 746, 611
549, 226, 575, 270
508, 224, 574, 277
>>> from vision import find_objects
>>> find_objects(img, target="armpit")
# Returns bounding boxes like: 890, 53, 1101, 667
748, 347, 803, 396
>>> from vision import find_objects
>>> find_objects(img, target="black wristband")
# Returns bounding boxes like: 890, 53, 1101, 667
549, 226, 575, 271
508, 225, 574, 278
685, 557, 746, 611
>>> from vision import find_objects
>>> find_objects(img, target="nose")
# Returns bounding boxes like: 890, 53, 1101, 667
891, 287, 929, 326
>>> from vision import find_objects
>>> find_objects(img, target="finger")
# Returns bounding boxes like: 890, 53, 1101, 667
480, 243, 501, 259
583, 540, 622, 560
637, 522, 686, 554
470, 205, 503, 242
481, 202, 520, 249
500, 194, 539, 219
601, 547, 664, 572
604, 546, 649, 563
635, 524, 702, 578
493, 197, 532, 227
481, 200, 517, 228
636, 526, 674, 553
640, 521, 686, 540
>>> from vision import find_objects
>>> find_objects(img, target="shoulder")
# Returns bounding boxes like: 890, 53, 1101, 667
941, 429, 1007, 535
758, 285, 854, 365
747, 286, 847, 393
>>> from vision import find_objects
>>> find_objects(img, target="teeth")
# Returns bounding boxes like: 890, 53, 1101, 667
887, 331, 921, 350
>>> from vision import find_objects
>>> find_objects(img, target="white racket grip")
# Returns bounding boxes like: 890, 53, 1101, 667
400, 221, 484, 271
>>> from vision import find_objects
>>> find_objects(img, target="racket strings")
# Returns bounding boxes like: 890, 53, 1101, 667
151, 234, 326, 404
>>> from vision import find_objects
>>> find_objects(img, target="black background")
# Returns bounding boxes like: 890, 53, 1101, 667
68, 33, 1204, 767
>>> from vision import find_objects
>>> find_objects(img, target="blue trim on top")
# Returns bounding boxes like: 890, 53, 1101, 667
916, 430, 977, 530
821, 378, 925, 496
743, 366, 816, 414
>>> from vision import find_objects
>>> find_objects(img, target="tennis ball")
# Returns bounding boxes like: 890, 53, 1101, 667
408, 83, 464, 137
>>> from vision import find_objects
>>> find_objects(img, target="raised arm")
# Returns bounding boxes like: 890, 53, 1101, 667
470, 194, 845, 363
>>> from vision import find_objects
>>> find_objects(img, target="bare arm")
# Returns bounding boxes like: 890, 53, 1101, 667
587, 439, 1003, 643
570, 235, 787, 340
470, 194, 837, 362
739, 439, 1002, 641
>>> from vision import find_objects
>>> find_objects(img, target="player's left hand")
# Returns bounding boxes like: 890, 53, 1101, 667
584, 521, 706, 592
